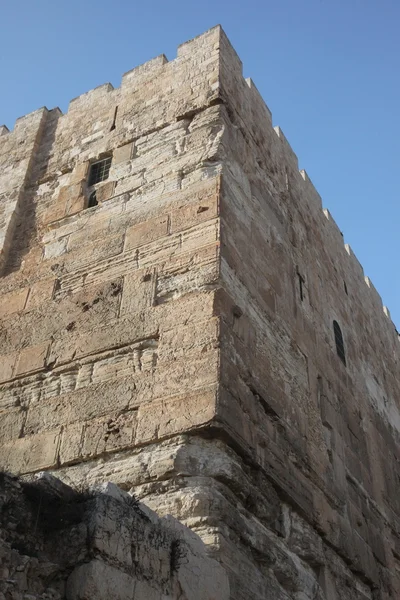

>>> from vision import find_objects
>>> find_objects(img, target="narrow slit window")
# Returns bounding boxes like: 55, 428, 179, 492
298, 273, 305, 301
110, 106, 118, 131
88, 156, 112, 186
333, 320, 346, 365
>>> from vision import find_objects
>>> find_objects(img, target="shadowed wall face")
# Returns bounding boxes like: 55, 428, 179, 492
0, 25, 399, 600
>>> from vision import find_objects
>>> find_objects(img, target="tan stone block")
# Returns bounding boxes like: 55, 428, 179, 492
25, 278, 55, 311
81, 412, 137, 459
15, 341, 50, 376
152, 352, 219, 398
96, 180, 115, 203
69, 160, 89, 184
0, 409, 25, 444
43, 198, 66, 224
58, 182, 86, 217
125, 214, 169, 250
58, 181, 83, 205
59, 422, 84, 465
25, 377, 145, 435
120, 268, 156, 316
180, 220, 218, 253
0, 352, 17, 383
0, 430, 60, 474
113, 142, 133, 164
158, 318, 219, 361
48, 312, 158, 366
66, 195, 86, 217
159, 242, 219, 276
135, 388, 217, 444
0, 287, 29, 318
170, 193, 219, 233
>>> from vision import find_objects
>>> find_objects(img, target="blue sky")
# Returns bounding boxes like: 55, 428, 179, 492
1, 0, 399, 328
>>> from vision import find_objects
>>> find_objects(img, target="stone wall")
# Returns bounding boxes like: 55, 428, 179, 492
0, 472, 228, 599
0, 25, 399, 600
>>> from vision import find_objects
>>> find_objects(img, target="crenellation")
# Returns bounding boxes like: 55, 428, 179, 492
68, 82, 115, 111
121, 54, 169, 87
274, 125, 300, 171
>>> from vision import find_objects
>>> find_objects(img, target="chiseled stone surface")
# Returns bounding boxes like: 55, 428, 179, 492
0, 24, 399, 600
0, 472, 229, 600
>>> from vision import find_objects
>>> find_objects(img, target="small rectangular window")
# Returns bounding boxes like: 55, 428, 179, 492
88, 157, 112, 186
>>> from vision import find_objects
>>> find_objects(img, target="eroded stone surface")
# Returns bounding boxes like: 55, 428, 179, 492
0, 473, 229, 600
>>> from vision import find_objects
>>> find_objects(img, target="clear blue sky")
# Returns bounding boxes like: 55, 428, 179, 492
1, 0, 399, 329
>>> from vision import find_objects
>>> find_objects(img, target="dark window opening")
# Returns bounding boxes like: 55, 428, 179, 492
344, 280, 348, 295
333, 320, 346, 365
88, 190, 98, 208
297, 272, 305, 301
110, 106, 118, 131
88, 156, 112, 186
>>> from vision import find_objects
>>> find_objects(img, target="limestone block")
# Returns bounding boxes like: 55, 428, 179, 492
0, 408, 25, 444
63, 183, 86, 217
113, 142, 133, 164
43, 197, 67, 224
69, 160, 89, 184
25, 278, 55, 311
0, 287, 29, 318
46, 182, 86, 222
96, 180, 115, 203
170, 193, 219, 234
15, 341, 49, 376
180, 220, 218, 254
0, 351, 17, 383
125, 214, 169, 250
120, 268, 156, 316
158, 318, 219, 361
135, 388, 217, 444
0, 430, 60, 474
81, 411, 137, 459
59, 422, 84, 465
153, 351, 219, 398
25, 376, 141, 435
44, 236, 69, 259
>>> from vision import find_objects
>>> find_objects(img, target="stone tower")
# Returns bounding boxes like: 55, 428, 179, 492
0, 26, 399, 600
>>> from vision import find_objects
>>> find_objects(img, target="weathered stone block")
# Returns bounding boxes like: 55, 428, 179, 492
170, 194, 219, 233
96, 180, 115, 203
69, 160, 89, 184
113, 142, 133, 164
0, 351, 17, 383
0, 430, 60, 474
25, 278, 55, 311
120, 268, 156, 316
125, 214, 169, 250
135, 388, 217, 444
15, 341, 49, 376
0, 287, 29, 318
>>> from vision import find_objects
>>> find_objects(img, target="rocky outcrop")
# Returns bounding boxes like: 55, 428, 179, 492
0, 472, 229, 600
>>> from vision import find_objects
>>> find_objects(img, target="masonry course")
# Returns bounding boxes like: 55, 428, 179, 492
0, 25, 399, 600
